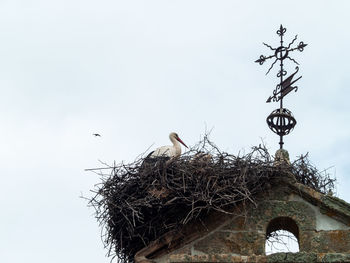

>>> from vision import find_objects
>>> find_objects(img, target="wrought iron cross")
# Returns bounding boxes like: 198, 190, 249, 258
255, 25, 307, 149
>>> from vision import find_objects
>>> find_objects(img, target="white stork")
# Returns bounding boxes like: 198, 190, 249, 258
148, 132, 188, 159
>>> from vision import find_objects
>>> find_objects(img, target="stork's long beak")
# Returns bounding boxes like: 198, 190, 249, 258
176, 137, 188, 148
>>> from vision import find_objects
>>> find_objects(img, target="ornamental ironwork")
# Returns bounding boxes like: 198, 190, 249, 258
255, 25, 307, 149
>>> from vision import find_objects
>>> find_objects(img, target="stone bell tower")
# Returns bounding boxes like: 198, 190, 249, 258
135, 174, 350, 263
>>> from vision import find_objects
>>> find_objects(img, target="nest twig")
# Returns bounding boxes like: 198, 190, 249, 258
87, 136, 335, 262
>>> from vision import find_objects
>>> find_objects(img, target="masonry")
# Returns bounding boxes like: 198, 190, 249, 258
135, 174, 350, 263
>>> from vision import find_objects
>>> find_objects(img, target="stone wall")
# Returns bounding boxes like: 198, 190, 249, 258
153, 183, 350, 263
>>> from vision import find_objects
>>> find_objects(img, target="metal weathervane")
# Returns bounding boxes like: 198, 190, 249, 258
255, 25, 307, 149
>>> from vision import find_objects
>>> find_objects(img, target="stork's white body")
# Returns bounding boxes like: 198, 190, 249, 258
149, 132, 187, 158
150, 142, 181, 158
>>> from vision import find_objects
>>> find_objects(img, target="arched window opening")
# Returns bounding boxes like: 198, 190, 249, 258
265, 217, 300, 255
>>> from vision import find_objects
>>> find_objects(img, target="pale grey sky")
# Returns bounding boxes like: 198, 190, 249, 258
1, 1, 349, 262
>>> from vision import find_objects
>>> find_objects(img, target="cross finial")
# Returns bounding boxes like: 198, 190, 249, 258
255, 25, 307, 149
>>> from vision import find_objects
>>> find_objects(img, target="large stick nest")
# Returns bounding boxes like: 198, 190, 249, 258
88, 136, 335, 262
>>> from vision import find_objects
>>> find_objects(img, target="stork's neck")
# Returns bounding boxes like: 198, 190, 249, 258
170, 136, 181, 154
170, 136, 180, 147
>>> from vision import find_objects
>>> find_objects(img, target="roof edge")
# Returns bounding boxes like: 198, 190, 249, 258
285, 175, 350, 225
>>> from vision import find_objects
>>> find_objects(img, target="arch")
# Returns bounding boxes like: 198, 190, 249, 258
266, 217, 299, 240
265, 217, 300, 254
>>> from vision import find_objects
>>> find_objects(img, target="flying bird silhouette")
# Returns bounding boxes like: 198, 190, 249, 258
93, 133, 101, 137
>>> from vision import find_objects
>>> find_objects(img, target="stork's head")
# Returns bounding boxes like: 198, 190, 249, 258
170, 132, 188, 148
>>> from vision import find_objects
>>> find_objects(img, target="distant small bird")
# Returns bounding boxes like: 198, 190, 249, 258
93, 133, 101, 137
148, 132, 188, 159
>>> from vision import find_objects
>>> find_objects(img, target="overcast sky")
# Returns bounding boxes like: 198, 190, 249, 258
1, 1, 350, 262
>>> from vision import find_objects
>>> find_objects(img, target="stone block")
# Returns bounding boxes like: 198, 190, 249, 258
314, 230, 350, 253
193, 231, 264, 255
